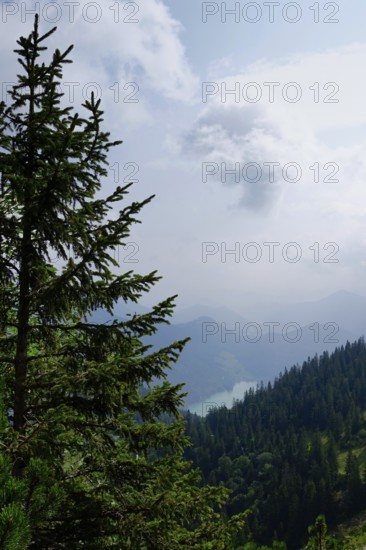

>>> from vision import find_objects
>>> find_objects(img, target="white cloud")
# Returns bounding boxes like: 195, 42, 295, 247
2, 5, 366, 307
0, 0, 198, 130
179, 43, 366, 214
49, 0, 198, 103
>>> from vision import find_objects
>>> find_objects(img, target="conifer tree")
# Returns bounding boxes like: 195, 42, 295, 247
0, 17, 247, 548
344, 450, 363, 514
306, 515, 327, 550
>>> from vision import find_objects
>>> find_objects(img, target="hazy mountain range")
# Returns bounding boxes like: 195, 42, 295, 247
91, 290, 366, 405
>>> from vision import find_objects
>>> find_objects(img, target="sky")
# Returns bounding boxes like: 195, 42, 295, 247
1, 0, 366, 313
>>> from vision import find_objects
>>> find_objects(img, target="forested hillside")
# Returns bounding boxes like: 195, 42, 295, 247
185, 338, 366, 548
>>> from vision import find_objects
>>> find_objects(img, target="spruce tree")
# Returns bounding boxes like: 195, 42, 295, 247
0, 17, 247, 549
306, 515, 327, 550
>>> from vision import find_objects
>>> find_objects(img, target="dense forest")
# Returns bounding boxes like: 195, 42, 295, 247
185, 338, 366, 548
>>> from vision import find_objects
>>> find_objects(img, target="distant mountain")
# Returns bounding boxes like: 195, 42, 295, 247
173, 290, 366, 335
259, 290, 366, 335
148, 315, 356, 405
144, 316, 255, 404
172, 305, 248, 325
88, 291, 366, 406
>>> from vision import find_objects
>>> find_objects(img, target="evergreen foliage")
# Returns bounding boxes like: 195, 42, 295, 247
0, 17, 247, 548
185, 338, 366, 548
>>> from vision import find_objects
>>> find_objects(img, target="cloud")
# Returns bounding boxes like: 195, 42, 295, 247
0, 0, 198, 132
49, 0, 198, 103
178, 43, 366, 212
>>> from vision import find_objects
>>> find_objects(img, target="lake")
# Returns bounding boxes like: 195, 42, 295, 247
187, 379, 258, 416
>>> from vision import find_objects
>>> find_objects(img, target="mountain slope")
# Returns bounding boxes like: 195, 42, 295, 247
89, 291, 366, 405
184, 338, 366, 549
